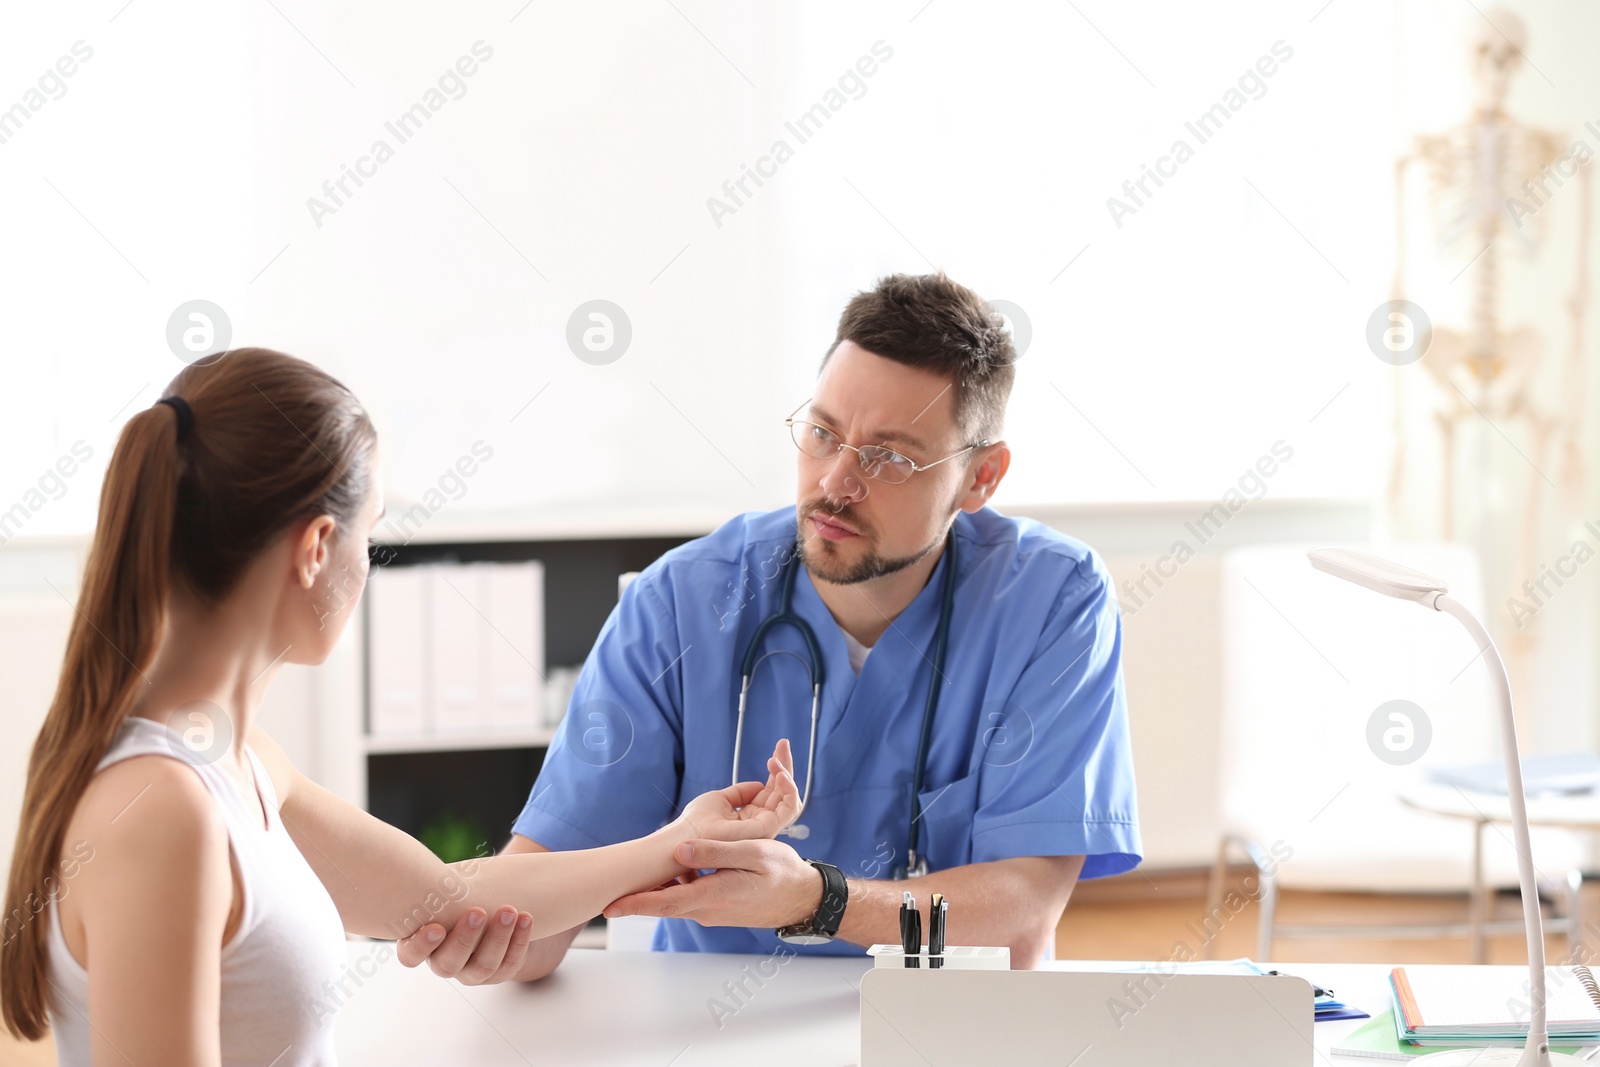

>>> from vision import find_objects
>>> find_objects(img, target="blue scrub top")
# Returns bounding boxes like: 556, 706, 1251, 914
511, 505, 1141, 955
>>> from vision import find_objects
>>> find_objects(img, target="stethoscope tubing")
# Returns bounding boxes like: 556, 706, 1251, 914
731, 526, 958, 878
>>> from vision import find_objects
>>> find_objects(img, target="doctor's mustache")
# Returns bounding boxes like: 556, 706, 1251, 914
800, 499, 871, 537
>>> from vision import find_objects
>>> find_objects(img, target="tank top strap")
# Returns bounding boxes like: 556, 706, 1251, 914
98, 716, 267, 833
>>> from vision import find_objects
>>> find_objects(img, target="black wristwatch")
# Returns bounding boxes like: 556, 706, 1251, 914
775, 860, 848, 945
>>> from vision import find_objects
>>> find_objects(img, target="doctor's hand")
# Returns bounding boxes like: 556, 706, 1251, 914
395, 905, 536, 984
674, 738, 800, 843
603, 838, 824, 930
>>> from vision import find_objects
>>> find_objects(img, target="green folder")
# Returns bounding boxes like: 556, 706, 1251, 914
1333, 1010, 1594, 1060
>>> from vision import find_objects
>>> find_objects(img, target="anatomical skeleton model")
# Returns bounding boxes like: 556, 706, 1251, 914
1388, 6, 1591, 726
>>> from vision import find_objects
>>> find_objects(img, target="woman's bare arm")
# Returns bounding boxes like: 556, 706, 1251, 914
248, 726, 797, 941
68, 755, 233, 1067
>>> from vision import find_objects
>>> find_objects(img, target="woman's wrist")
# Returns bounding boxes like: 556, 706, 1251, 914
645, 820, 696, 876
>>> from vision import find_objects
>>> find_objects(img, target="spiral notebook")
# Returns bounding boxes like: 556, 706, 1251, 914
1391, 965, 1600, 1042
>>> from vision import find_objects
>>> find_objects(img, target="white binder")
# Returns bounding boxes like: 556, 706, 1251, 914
484, 560, 544, 731
366, 566, 427, 736
860, 968, 1313, 1066
429, 563, 483, 733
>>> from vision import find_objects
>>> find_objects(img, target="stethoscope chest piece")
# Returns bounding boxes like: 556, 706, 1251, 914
892, 853, 930, 880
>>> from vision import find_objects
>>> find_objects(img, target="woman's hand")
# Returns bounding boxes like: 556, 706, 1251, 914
605, 741, 814, 927
676, 738, 799, 843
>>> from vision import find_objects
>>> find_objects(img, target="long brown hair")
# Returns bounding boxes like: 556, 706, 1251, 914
1, 348, 376, 1040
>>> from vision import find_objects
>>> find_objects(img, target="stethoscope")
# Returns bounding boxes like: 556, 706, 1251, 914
731, 527, 958, 880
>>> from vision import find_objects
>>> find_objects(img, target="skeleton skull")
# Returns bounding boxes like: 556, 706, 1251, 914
1469, 6, 1528, 114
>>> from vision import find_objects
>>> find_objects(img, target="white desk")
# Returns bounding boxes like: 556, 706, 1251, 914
331, 943, 1430, 1065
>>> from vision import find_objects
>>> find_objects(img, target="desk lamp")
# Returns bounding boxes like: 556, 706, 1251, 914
1308, 547, 1580, 1066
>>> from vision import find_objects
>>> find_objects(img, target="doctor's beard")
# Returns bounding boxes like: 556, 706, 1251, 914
795, 501, 947, 586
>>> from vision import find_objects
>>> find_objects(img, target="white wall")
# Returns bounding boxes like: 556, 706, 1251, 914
0, 0, 1398, 542
0, 552, 76, 884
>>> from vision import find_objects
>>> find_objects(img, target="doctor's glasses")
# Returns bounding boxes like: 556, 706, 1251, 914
786, 402, 989, 485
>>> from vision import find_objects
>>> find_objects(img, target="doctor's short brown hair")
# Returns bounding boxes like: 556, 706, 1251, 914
823, 272, 1016, 442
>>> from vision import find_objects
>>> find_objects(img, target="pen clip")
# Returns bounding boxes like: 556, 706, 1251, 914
927, 893, 947, 968
900, 891, 921, 966
1264, 970, 1331, 998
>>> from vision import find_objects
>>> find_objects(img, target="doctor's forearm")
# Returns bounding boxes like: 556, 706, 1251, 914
833, 856, 1084, 967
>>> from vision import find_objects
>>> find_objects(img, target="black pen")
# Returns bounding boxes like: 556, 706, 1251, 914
928, 893, 947, 969
1265, 970, 1332, 999
900, 891, 921, 968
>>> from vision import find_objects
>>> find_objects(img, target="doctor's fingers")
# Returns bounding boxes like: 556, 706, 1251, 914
604, 877, 717, 920
456, 907, 536, 986
417, 906, 521, 982
677, 837, 781, 872
469, 908, 537, 985
394, 923, 448, 969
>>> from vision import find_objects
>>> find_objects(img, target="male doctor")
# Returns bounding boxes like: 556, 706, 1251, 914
399, 272, 1140, 980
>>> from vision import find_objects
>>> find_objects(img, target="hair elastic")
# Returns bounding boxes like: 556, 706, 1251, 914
156, 395, 195, 442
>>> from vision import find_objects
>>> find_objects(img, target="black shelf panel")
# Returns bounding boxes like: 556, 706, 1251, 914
367, 746, 548, 860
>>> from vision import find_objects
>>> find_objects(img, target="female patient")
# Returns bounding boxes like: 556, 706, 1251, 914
0, 348, 797, 1065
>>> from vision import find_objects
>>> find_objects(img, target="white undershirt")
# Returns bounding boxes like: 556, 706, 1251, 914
842, 629, 874, 675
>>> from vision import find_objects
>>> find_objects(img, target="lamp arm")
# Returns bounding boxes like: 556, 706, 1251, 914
1435, 594, 1551, 1064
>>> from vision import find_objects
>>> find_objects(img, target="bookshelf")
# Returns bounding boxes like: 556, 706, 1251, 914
363, 728, 558, 755
357, 532, 699, 857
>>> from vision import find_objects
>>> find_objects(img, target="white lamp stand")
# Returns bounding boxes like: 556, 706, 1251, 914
1309, 548, 1583, 1067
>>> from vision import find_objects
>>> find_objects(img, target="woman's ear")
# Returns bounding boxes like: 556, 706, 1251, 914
292, 515, 339, 589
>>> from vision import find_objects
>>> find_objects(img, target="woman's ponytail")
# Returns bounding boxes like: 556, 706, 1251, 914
0, 401, 184, 1039
2, 349, 375, 1040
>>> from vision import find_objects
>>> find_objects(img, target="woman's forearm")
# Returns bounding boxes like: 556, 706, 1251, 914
433, 823, 694, 940
276, 736, 790, 942
278, 770, 692, 941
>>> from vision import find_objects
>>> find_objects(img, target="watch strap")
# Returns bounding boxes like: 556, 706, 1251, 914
775, 859, 848, 943
808, 860, 848, 939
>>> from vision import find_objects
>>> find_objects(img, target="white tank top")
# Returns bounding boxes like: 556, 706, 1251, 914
47, 716, 349, 1066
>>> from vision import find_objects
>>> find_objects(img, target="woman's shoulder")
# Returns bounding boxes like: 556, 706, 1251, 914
68, 752, 231, 891
58, 751, 235, 964
76, 750, 220, 827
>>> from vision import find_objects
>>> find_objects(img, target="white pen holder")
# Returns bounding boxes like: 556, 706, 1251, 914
859, 969, 1314, 1066
866, 944, 1010, 969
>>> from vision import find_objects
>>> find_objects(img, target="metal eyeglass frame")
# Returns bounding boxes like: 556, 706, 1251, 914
785, 401, 990, 484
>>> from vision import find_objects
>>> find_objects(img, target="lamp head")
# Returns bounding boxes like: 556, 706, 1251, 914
1306, 548, 1449, 606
